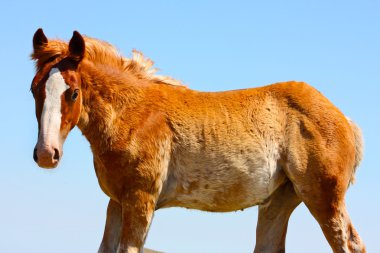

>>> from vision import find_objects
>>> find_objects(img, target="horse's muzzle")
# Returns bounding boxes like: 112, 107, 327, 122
33, 145, 61, 169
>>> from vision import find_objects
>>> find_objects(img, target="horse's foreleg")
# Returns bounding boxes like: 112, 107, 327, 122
116, 189, 156, 253
254, 181, 301, 253
98, 199, 122, 253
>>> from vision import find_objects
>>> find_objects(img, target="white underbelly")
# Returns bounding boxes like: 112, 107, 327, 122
157, 150, 286, 212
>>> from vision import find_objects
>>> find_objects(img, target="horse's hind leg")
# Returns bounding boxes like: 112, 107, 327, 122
302, 194, 365, 253
254, 181, 301, 253
286, 161, 365, 252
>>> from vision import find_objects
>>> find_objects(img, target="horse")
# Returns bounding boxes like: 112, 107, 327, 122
30, 28, 366, 253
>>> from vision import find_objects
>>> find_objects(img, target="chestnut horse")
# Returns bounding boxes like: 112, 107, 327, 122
30, 29, 365, 253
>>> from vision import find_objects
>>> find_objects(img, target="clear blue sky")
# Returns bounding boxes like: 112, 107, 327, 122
0, 1, 379, 252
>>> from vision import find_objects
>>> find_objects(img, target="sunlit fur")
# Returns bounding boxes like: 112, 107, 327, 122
31, 30, 366, 253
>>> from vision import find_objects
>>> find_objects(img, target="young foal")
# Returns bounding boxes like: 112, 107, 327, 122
30, 29, 365, 253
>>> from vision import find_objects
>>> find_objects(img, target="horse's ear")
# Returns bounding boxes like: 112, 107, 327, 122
68, 31, 85, 61
33, 28, 48, 51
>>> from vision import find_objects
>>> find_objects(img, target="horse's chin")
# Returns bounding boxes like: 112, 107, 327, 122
37, 161, 60, 169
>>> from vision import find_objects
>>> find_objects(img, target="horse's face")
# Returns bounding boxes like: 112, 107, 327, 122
31, 29, 85, 169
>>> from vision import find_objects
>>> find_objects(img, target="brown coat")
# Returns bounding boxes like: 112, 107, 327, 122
31, 29, 365, 253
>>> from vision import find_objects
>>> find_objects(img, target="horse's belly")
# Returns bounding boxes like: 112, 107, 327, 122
158, 153, 286, 212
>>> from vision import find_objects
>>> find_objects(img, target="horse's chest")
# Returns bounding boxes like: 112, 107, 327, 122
93, 153, 134, 200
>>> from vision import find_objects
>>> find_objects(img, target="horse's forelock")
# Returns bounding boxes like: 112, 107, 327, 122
31, 39, 68, 69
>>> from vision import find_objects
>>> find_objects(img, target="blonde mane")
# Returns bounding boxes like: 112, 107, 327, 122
32, 36, 184, 87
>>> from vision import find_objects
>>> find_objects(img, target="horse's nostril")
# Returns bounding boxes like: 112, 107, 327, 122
33, 148, 38, 163
53, 148, 60, 161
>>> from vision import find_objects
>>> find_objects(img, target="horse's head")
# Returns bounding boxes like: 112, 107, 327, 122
31, 29, 85, 168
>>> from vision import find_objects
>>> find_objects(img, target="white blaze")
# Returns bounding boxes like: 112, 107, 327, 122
38, 68, 70, 148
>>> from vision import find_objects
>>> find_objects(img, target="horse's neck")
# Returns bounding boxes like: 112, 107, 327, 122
77, 64, 144, 150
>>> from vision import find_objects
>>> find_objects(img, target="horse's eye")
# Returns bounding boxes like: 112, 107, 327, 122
71, 89, 79, 101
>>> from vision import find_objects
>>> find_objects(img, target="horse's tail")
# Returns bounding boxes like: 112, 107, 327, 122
346, 117, 364, 185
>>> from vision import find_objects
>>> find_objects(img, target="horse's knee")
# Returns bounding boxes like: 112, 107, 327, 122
254, 246, 285, 253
